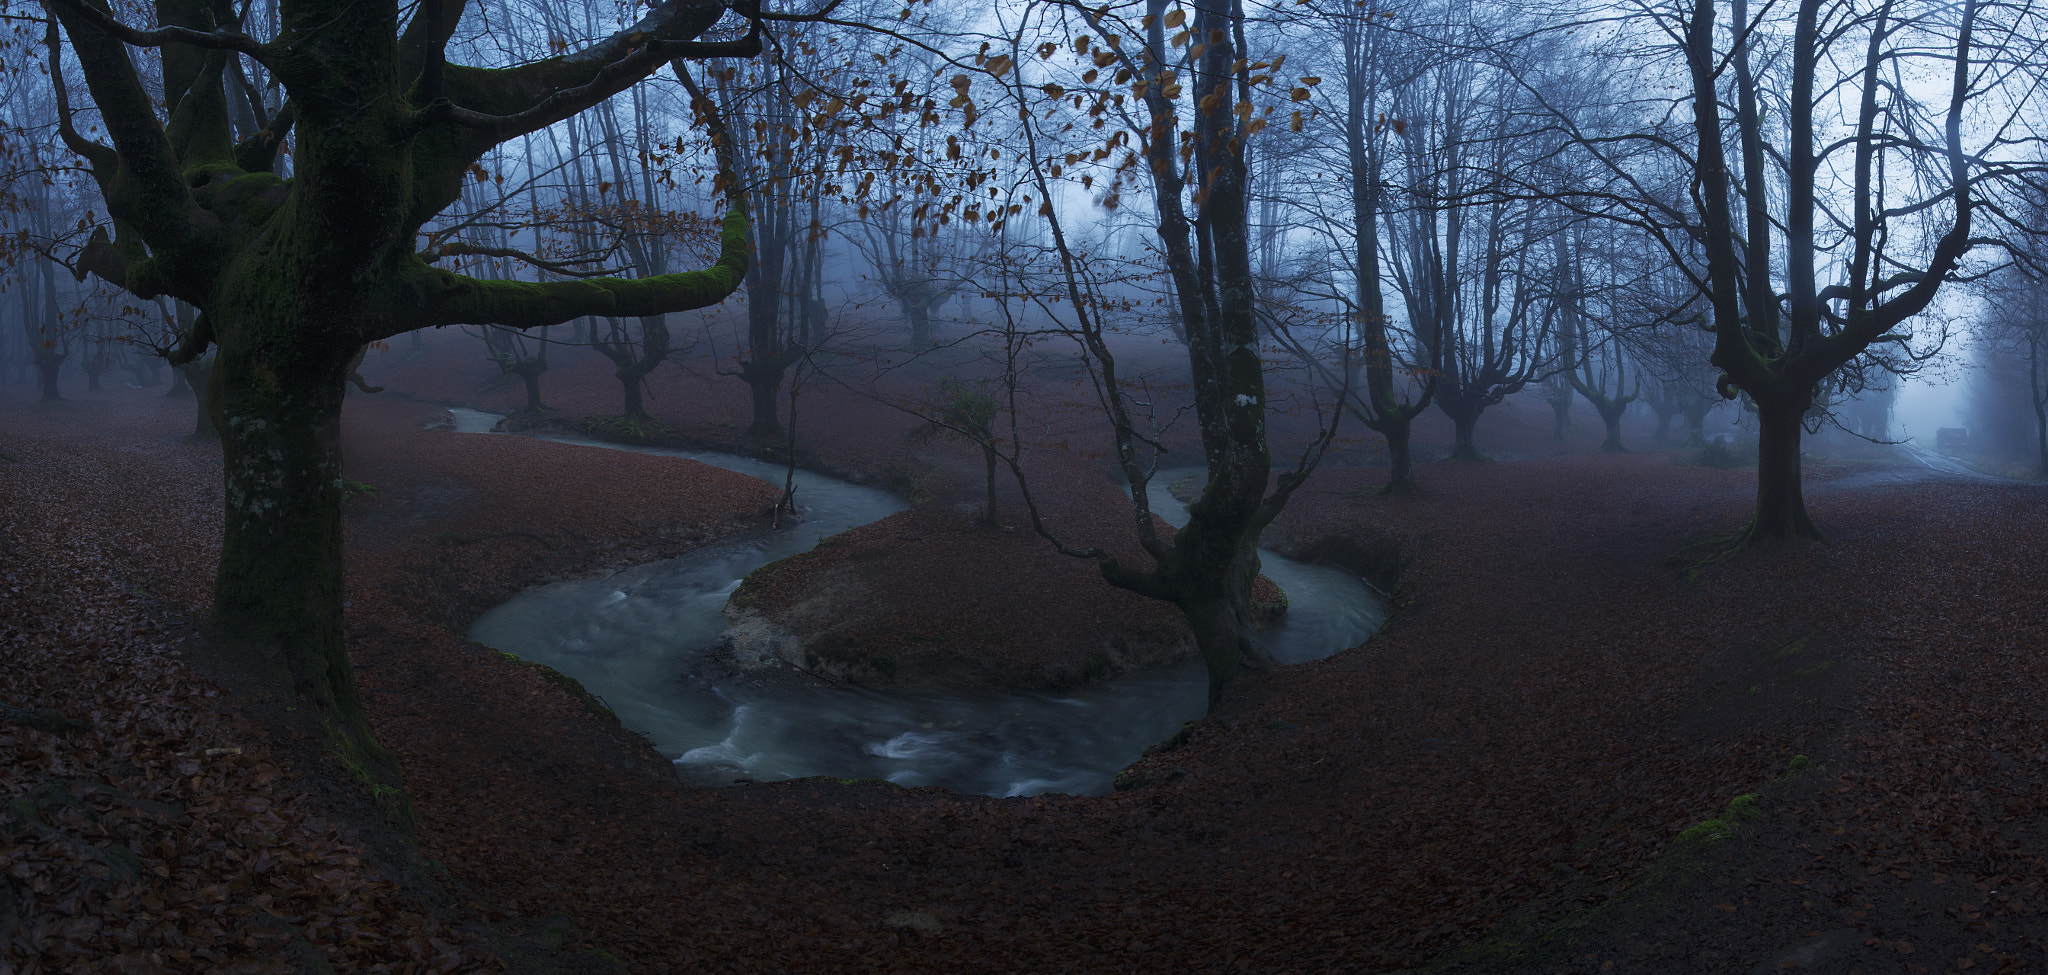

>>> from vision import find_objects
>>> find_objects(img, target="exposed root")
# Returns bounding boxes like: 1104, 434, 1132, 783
1667, 518, 1827, 583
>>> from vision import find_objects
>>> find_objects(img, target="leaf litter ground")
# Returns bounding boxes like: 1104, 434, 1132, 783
3, 348, 2046, 973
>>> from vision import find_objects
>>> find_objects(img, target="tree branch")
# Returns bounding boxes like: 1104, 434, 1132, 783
46, 0, 218, 265
423, 241, 628, 279
232, 99, 294, 173
44, 17, 116, 170
167, 310, 215, 365
41, 0, 269, 59
413, 207, 750, 335
429, 0, 746, 141
755, 0, 844, 21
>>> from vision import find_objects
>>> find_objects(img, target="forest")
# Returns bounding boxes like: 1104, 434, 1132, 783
3, 0, 2048, 968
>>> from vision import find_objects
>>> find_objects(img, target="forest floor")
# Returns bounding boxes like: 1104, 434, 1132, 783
3, 336, 2047, 974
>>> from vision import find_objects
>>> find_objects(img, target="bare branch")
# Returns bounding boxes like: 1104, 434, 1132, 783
41, 0, 269, 59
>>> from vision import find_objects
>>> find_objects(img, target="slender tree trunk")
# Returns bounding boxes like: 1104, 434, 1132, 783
907, 301, 932, 349
743, 241, 787, 437
1444, 404, 1484, 462
2035, 398, 2045, 479
1383, 420, 1419, 493
32, 257, 64, 402
1598, 403, 1628, 452
124, 356, 162, 387
618, 364, 649, 420
1652, 408, 1674, 443
744, 362, 784, 438
36, 357, 63, 402
2035, 405, 2046, 478
1064, 0, 1293, 708
982, 444, 999, 526
520, 367, 544, 411
181, 363, 218, 441
1748, 394, 1819, 539
2032, 335, 2046, 478
1683, 402, 1712, 447
1549, 394, 1572, 440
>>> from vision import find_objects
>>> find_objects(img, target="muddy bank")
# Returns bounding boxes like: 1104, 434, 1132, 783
718, 504, 1196, 693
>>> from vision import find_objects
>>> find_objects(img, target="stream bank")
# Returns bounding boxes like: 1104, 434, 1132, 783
25, 373, 2036, 974
458, 410, 1389, 796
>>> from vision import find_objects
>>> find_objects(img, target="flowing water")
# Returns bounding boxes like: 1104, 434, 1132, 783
460, 409, 1384, 796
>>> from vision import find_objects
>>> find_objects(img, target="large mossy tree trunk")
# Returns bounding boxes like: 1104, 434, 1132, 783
51, 0, 756, 815
208, 332, 404, 807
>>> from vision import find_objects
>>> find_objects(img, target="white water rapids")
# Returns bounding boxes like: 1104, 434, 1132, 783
458, 409, 1384, 796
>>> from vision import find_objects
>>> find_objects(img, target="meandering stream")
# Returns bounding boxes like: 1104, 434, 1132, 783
461, 409, 1384, 796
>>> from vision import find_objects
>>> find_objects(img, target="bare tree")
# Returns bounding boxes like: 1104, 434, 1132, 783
1276, 0, 1437, 491
1542, 0, 2045, 541
1382, 18, 1560, 464
1980, 269, 2048, 474
687, 44, 852, 437
961, 0, 1347, 705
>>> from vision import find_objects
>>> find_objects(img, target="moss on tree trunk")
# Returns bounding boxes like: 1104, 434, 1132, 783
209, 338, 408, 819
